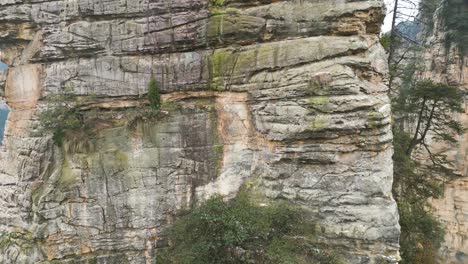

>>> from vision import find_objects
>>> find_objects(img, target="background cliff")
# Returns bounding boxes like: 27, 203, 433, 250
0, 0, 399, 263
388, 0, 467, 262
419, 1, 467, 262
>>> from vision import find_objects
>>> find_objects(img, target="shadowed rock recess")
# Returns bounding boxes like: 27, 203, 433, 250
0, 0, 399, 263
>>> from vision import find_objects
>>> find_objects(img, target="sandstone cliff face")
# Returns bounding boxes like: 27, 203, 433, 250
0, 0, 399, 263
418, 4, 468, 263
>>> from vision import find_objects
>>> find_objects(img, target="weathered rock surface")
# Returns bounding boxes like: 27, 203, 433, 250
417, 3, 468, 263
0, 70, 6, 97
0, 0, 399, 263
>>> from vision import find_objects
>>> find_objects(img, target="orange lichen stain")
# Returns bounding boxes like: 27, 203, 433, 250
45, 233, 64, 260
149, 227, 158, 241
80, 242, 92, 254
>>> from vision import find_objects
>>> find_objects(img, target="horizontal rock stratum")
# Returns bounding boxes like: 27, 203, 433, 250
0, 0, 400, 263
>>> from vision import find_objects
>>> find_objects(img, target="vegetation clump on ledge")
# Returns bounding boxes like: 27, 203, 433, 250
39, 78, 163, 147
157, 190, 344, 264
39, 93, 88, 146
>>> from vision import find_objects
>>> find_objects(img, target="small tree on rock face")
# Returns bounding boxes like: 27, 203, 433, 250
148, 77, 161, 110
392, 79, 464, 264
394, 79, 464, 174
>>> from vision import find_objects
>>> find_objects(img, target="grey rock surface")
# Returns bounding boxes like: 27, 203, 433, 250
0, 0, 400, 263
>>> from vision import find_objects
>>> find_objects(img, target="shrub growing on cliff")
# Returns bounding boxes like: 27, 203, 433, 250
40, 79, 166, 146
148, 77, 161, 110
39, 94, 86, 146
157, 191, 343, 264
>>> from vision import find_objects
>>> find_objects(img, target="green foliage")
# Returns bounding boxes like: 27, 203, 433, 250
148, 77, 161, 110
386, 31, 422, 89
0, 231, 35, 252
212, 0, 225, 7
393, 129, 446, 264
419, 0, 441, 18
393, 130, 444, 201
157, 191, 343, 264
398, 201, 445, 264
393, 79, 464, 172
389, 3, 465, 263
39, 94, 87, 146
380, 33, 391, 52
391, 79, 464, 264
0, 232, 16, 249
441, 0, 468, 54
419, 0, 442, 25
41, 78, 167, 146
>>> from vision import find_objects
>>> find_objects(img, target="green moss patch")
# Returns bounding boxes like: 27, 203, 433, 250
308, 96, 330, 112
0, 230, 36, 252
57, 158, 77, 189
309, 116, 329, 131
